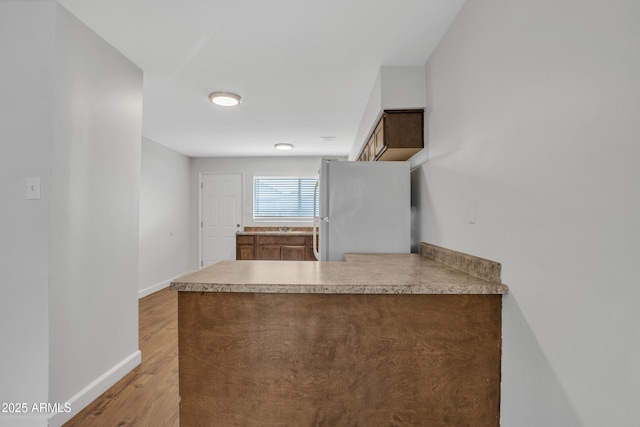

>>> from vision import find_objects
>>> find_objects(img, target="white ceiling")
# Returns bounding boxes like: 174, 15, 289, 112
58, 0, 466, 158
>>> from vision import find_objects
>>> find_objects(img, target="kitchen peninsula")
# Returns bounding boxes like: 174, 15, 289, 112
170, 243, 508, 426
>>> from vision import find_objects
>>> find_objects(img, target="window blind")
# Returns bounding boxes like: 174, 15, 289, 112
253, 176, 318, 219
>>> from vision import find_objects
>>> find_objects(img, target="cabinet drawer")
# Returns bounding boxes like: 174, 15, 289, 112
236, 235, 255, 244
257, 235, 307, 245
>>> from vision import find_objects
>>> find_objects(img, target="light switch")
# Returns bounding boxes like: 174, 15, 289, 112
26, 177, 41, 200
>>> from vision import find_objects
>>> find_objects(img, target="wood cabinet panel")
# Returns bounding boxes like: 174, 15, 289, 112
236, 235, 255, 260
178, 292, 502, 426
257, 235, 306, 245
367, 137, 375, 160
257, 245, 281, 260
373, 119, 385, 157
237, 245, 255, 260
282, 245, 306, 260
305, 236, 317, 261
357, 109, 424, 162
237, 233, 318, 261
236, 235, 255, 245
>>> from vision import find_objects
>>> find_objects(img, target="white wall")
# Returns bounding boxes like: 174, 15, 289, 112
0, 3, 142, 426
0, 1, 55, 425
191, 156, 334, 229
139, 137, 193, 297
350, 66, 427, 160
412, 0, 640, 425
48, 5, 143, 425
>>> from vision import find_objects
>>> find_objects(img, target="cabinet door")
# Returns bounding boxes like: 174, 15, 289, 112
383, 110, 423, 150
306, 245, 319, 261
306, 236, 317, 261
282, 245, 306, 261
362, 142, 369, 161
373, 119, 385, 157
236, 235, 255, 260
367, 137, 375, 161
257, 245, 281, 260
237, 245, 255, 260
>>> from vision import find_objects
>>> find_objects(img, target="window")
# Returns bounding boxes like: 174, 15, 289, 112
253, 176, 318, 220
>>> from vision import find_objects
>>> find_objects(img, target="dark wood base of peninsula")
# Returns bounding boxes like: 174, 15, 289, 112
177, 291, 502, 426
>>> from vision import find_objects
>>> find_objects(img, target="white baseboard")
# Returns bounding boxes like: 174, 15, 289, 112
47, 350, 141, 427
138, 272, 195, 299
138, 278, 172, 299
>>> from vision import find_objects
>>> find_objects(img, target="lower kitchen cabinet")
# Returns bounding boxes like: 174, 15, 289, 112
236, 233, 317, 261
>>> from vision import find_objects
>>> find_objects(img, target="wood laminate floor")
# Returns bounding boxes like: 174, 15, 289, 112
64, 288, 179, 427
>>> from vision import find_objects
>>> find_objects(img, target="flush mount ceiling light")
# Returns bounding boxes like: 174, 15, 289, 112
208, 91, 242, 107
274, 143, 294, 151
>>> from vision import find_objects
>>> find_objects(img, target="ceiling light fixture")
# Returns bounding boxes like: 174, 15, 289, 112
208, 91, 242, 107
274, 143, 293, 151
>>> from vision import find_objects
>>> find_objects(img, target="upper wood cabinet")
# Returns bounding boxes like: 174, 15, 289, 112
357, 109, 424, 162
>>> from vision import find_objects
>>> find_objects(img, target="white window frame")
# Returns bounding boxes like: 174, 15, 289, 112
253, 175, 318, 222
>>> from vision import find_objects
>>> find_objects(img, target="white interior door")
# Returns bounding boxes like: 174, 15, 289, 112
201, 173, 242, 268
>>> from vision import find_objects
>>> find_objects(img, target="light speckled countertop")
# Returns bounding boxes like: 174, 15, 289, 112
169, 253, 508, 295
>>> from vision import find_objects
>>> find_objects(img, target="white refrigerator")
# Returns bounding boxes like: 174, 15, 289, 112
313, 159, 411, 261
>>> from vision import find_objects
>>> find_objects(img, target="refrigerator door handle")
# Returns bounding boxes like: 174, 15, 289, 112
312, 217, 329, 261
313, 181, 320, 260
312, 181, 329, 260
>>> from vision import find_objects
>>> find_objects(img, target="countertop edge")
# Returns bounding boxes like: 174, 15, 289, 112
170, 245, 509, 295
168, 281, 508, 294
